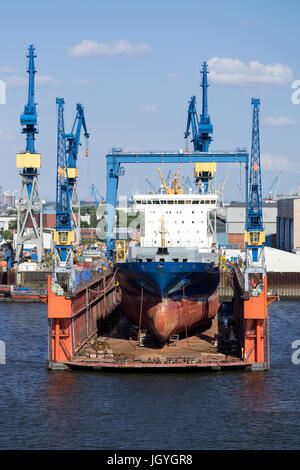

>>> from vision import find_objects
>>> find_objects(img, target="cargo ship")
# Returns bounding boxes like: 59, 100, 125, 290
116, 171, 220, 343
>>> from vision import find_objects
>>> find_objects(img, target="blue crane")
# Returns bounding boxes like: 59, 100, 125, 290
64, 103, 89, 244
145, 178, 157, 193
265, 172, 282, 200
21, 45, 38, 156
184, 62, 213, 153
90, 183, 104, 206
184, 62, 215, 193
16, 45, 43, 264
53, 98, 75, 291
245, 98, 265, 291
65, 103, 89, 187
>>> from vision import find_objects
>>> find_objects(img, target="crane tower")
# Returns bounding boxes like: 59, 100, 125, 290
15, 45, 43, 264
245, 98, 265, 290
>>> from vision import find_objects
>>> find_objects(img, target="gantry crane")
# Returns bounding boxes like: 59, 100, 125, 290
64, 104, 89, 245
184, 62, 215, 194
245, 98, 265, 291
53, 98, 75, 292
16, 45, 43, 264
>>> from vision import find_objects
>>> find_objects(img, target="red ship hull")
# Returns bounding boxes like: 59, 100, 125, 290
122, 289, 219, 343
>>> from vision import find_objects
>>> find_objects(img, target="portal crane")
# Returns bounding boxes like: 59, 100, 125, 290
53, 98, 75, 292
64, 104, 89, 244
16, 45, 43, 264
245, 98, 265, 291
184, 62, 215, 193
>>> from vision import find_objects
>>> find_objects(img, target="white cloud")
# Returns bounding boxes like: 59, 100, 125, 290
261, 153, 293, 171
69, 39, 151, 58
0, 128, 14, 141
72, 78, 93, 86
264, 116, 295, 127
5, 75, 26, 89
207, 57, 293, 85
139, 104, 157, 113
36, 75, 59, 86
5, 74, 59, 89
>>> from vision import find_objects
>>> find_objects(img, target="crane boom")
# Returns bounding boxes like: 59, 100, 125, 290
157, 168, 170, 194
91, 183, 104, 205
184, 62, 215, 193
63, 103, 89, 244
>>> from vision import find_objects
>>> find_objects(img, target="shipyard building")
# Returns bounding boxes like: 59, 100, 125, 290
276, 197, 300, 253
225, 201, 277, 248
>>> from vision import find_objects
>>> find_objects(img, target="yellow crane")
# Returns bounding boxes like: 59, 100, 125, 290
157, 168, 184, 194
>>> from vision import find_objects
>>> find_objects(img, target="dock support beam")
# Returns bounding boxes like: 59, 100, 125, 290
243, 276, 269, 369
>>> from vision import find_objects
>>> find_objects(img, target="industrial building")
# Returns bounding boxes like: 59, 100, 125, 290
276, 197, 300, 253
0, 215, 16, 232
2, 191, 16, 208
226, 201, 277, 248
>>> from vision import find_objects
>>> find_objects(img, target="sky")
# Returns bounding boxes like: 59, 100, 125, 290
0, 0, 300, 202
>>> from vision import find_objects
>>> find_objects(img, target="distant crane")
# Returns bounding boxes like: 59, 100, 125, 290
53, 98, 75, 291
64, 104, 89, 245
265, 172, 282, 200
218, 173, 229, 207
184, 177, 194, 193
245, 98, 265, 291
157, 167, 184, 195
145, 178, 157, 194
90, 183, 104, 206
16, 45, 44, 264
184, 62, 215, 193
237, 183, 245, 202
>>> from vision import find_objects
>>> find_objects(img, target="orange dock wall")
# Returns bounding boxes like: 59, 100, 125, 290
47, 272, 121, 363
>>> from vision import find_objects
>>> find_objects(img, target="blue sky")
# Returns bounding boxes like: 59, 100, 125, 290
0, 0, 300, 202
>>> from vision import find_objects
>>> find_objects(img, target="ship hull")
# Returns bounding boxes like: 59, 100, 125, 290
116, 262, 220, 343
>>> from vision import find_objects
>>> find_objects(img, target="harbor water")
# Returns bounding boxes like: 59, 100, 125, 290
0, 301, 299, 450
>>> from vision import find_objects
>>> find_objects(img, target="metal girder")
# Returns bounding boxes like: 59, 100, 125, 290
106, 151, 248, 164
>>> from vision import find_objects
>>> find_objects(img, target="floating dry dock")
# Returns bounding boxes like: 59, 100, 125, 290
46, 266, 277, 372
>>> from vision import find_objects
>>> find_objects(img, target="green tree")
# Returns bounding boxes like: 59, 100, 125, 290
1, 230, 13, 240
9, 220, 17, 230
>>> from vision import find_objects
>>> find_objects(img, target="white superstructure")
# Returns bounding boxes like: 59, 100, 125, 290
134, 192, 219, 252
